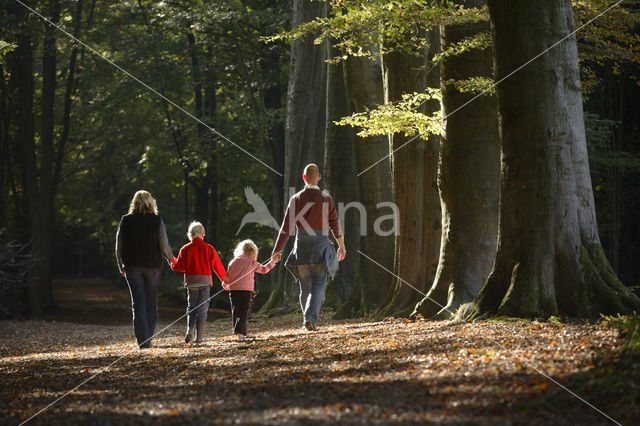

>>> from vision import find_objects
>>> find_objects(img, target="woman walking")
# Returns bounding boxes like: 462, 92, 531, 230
116, 190, 176, 348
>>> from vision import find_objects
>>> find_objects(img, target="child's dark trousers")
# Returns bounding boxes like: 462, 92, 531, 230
229, 290, 252, 336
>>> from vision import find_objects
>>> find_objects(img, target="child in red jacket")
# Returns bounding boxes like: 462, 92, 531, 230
171, 221, 226, 343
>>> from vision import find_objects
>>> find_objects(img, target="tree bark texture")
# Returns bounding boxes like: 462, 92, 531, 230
337, 55, 395, 317
283, 0, 327, 194
53, 0, 83, 193
204, 82, 218, 244
0, 63, 8, 225
187, 32, 212, 230
375, 35, 441, 319
323, 40, 358, 303
263, 83, 285, 223
413, 2, 500, 320
464, 0, 640, 319
262, 0, 327, 313
17, 34, 54, 316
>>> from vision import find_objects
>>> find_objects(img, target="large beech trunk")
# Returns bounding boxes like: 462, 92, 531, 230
413, 1, 499, 320
323, 40, 358, 303
374, 39, 441, 319
463, 0, 640, 319
261, 0, 327, 313
335, 55, 394, 318
282, 0, 326, 194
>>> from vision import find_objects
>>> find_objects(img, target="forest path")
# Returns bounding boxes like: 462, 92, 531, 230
0, 282, 632, 425
48, 278, 225, 326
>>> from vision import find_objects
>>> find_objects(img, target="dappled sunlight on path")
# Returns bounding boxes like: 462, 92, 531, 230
0, 314, 628, 425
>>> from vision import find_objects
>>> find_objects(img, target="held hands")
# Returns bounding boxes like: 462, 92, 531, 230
271, 252, 282, 264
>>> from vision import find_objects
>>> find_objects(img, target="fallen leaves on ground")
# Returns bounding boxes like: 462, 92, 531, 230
0, 312, 632, 425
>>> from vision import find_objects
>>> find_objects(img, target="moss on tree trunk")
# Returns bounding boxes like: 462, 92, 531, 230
374, 29, 441, 320
412, 0, 499, 321
463, 0, 640, 320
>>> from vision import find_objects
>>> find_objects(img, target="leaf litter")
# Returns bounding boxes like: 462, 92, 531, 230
0, 311, 632, 425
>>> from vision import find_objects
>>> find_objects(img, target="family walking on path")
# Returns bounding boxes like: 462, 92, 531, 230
115, 163, 345, 348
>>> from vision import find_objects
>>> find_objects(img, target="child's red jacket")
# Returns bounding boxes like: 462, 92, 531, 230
171, 237, 226, 287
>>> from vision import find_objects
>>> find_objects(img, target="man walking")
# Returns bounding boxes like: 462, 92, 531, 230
272, 164, 346, 330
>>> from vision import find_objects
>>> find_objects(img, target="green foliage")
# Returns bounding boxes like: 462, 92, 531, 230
265, 0, 487, 61
336, 89, 442, 138
1, 0, 290, 284
574, 0, 640, 90
0, 40, 16, 63
586, 112, 640, 174
264, 1, 494, 142
585, 111, 640, 247
432, 31, 491, 66
336, 76, 493, 140
601, 313, 640, 349
442, 76, 494, 95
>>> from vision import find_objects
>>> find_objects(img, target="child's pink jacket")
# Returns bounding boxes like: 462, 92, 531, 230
223, 254, 274, 291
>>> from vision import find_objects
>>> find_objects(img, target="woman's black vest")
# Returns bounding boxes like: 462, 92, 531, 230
119, 213, 162, 269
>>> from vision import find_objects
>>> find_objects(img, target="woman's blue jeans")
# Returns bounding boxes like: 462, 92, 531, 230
125, 267, 160, 347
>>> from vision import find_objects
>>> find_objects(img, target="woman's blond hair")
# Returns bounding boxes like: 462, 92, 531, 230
128, 190, 158, 215
234, 239, 258, 258
187, 221, 205, 240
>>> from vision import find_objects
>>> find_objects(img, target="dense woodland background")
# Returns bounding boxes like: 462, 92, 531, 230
1, 0, 640, 320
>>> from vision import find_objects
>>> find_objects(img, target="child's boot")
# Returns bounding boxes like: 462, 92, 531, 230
195, 320, 206, 343
185, 315, 196, 343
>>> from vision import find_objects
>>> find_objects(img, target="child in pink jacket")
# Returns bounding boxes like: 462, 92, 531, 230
223, 239, 278, 339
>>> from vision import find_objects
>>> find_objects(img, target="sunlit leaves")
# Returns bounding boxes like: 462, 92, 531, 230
265, 0, 487, 60
432, 31, 491, 66
0, 40, 16, 63
442, 76, 494, 95
573, 0, 640, 90
336, 89, 442, 138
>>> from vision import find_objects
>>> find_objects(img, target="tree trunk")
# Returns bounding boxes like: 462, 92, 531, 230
187, 31, 212, 228
337, 55, 395, 317
323, 38, 358, 305
17, 34, 53, 316
282, 0, 327, 197
374, 34, 441, 320
463, 0, 640, 319
606, 81, 624, 274
53, 0, 83, 193
204, 82, 218, 244
38, 0, 60, 312
283, 0, 327, 192
0, 63, 8, 225
413, 2, 500, 320
263, 84, 285, 221
259, 40, 286, 222
261, 0, 327, 313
